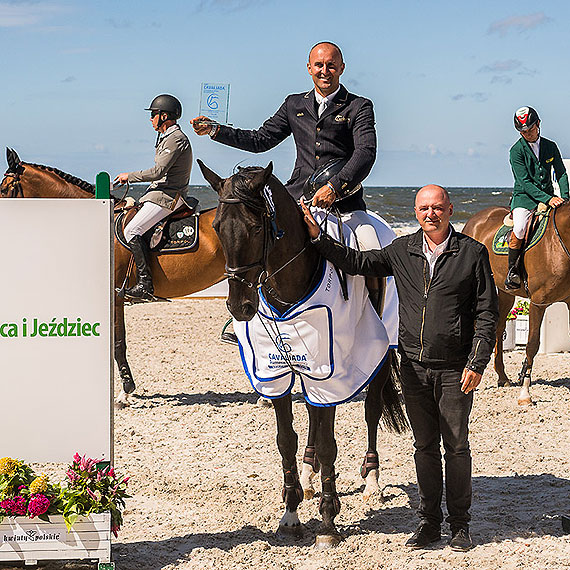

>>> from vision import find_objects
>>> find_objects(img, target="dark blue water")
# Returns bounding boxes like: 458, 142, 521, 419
116, 185, 512, 232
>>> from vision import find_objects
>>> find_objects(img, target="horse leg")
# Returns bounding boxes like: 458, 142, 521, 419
496, 290, 516, 387
312, 405, 342, 549
272, 395, 304, 537
299, 404, 320, 500
114, 297, 135, 407
518, 303, 545, 406
361, 366, 386, 500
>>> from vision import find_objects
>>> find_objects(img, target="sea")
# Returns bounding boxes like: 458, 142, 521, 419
117, 185, 512, 234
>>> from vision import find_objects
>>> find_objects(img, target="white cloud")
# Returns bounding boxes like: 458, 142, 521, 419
0, 1, 63, 27
487, 12, 551, 36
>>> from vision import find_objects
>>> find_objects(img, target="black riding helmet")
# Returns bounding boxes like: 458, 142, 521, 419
514, 106, 540, 132
303, 158, 361, 203
145, 94, 182, 120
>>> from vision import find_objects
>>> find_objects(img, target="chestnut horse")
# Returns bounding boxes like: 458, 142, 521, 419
1, 148, 226, 405
463, 204, 570, 405
198, 160, 408, 548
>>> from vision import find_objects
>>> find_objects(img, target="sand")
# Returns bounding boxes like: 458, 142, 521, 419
32, 296, 570, 570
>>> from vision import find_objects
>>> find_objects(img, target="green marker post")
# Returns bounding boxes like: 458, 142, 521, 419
95, 172, 111, 200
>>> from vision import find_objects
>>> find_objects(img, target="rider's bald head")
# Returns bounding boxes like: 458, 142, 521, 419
415, 185, 450, 208
308, 42, 344, 63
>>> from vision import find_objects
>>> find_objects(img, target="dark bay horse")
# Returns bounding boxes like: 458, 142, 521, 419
197, 159, 408, 548
1, 148, 226, 405
463, 204, 570, 405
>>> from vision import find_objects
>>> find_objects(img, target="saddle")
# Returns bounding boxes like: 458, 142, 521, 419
492, 205, 551, 256
114, 197, 200, 253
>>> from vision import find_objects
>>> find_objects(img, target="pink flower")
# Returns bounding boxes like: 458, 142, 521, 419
0, 499, 16, 513
28, 494, 50, 518
67, 469, 80, 482
12, 496, 27, 516
73, 452, 82, 463
111, 523, 120, 538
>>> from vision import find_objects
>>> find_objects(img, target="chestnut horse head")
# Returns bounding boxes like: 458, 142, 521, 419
2, 148, 96, 199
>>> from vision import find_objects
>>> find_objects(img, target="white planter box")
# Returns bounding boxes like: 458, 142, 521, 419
515, 315, 529, 345
503, 319, 516, 351
0, 513, 111, 566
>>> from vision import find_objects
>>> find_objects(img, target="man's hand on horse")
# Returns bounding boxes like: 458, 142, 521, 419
191, 116, 217, 136
460, 368, 482, 394
312, 184, 337, 209
548, 196, 564, 208
114, 173, 129, 185
300, 200, 320, 239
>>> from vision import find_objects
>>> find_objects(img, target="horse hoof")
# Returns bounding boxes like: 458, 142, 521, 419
256, 397, 272, 408
114, 397, 129, 409
303, 488, 315, 500
122, 378, 136, 394
314, 533, 343, 549
277, 523, 304, 538
518, 397, 534, 406
498, 379, 512, 388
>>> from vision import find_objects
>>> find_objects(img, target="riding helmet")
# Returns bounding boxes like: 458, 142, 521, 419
303, 158, 360, 202
514, 106, 540, 131
145, 94, 182, 120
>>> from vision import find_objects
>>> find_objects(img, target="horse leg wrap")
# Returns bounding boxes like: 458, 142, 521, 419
302, 446, 321, 473
282, 469, 304, 504
319, 476, 341, 517
360, 451, 380, 479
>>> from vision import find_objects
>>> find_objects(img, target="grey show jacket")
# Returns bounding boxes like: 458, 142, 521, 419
312, 226, 499, 373
128, 124, 193, 209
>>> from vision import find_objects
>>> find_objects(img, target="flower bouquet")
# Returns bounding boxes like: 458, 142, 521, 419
507, 299, 530, 320
0, 454, 129, 537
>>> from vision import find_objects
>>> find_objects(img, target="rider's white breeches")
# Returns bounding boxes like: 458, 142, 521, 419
340, 210, 382, 250
512, 207, 533, 240
124, 200, 183, 243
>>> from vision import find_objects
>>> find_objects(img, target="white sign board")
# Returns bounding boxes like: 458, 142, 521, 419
0, 199, 113, 463
199, 82, 230, 124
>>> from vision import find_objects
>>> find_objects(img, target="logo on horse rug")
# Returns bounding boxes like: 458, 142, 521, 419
492, 210, 550, 255
115, 210, 199, 253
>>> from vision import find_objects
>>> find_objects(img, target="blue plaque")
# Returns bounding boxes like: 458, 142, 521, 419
199, 83, 230, 124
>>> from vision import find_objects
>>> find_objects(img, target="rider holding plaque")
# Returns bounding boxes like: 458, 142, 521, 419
192, 42, 387, 310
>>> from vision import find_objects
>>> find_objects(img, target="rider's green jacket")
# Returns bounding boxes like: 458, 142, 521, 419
509, 136, 569, 211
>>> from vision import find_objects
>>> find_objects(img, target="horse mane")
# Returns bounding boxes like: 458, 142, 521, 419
24, 162, 95, 194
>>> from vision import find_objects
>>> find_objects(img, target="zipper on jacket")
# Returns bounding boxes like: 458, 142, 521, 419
419, 258, 433, 362
468, 339, 482, 370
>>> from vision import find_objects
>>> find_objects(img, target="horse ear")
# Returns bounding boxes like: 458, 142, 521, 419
197, 159, 223, 194
6, 148, 20, 171
249, 162, 274, 193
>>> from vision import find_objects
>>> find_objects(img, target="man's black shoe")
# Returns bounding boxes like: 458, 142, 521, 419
405, 523, 441, 548
449, 527, 473, 551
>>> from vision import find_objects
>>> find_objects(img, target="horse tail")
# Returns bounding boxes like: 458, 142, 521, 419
379, 349, 409, 434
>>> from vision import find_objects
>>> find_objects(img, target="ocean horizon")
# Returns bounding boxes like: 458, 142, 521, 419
118, 184, 512, 233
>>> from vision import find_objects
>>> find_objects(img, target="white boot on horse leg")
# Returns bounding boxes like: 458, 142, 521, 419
278, 509, 304, 538
362, 468, 381, 501
300, 461, 318, 500
115, 389, 130, 409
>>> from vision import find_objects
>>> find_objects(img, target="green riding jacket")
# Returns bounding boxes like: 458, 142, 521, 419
509, 136, 569, 211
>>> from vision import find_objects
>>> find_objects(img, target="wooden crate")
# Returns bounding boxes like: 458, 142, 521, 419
0, 513, 111, 566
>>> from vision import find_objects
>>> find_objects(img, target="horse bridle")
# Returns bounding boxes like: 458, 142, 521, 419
218, 185, 286, 289
0, 170, 24, 198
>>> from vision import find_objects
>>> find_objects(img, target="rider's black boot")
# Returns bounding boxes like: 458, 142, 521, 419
505, 247, 522, 290
125, 235, 154, 300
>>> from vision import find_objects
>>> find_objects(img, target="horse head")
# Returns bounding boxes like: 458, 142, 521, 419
1, 148, 25, 198
198, 159, 278, 320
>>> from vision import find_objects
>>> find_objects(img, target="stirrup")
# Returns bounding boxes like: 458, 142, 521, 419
504, 270, 521, 290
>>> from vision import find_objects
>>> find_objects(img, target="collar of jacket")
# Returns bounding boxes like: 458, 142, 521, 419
519, 135, 543, 164
303, 85, 349, 120
407, 225, 459, 256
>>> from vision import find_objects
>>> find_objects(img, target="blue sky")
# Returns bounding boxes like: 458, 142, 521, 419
1, 0, 569, 187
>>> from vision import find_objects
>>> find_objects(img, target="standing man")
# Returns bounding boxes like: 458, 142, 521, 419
115, 94, 193, 300
506, 106, 568, 289
192, 42, 387, 306
301, 185, 498, 551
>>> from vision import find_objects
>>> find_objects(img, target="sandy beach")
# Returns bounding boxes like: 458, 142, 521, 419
29, 295, 569, 570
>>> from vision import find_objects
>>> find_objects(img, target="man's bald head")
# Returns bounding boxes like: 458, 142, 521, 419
415, 185, 450, 208
308, 42, 343, 63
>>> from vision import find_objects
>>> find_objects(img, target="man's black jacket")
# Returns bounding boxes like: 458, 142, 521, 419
313, 226, 499, 373
213, 85, 376, 213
